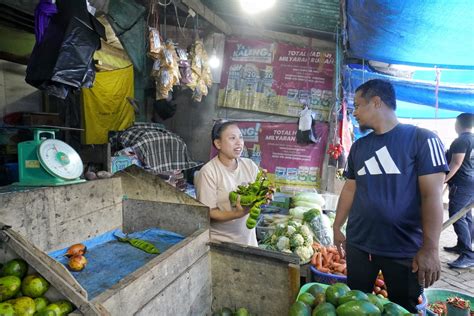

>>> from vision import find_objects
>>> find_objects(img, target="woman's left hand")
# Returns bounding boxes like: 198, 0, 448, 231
235, 195, 250, 218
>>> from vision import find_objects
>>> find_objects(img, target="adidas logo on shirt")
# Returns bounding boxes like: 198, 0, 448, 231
357, 146, 401, 176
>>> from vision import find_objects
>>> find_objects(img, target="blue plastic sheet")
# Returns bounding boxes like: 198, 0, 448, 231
49, 228, 184, 299
346, 0, 474, 69
343, 65, 474, 118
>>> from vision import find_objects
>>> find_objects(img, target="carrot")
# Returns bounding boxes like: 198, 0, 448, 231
311, 252, 318, 266
326, 252, 334, 264
317, 252, 323, 269
333, 254, 340, 262
318, 267, 331, 273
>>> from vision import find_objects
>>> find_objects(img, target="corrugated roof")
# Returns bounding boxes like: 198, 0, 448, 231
201, 0, 339, 38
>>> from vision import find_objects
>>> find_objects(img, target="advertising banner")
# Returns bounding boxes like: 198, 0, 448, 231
211, 121, 329, 189
218, 38, 335, 120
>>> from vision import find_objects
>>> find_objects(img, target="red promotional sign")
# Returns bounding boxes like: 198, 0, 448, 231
211, 121, 329, 188
218, 37, 334, 120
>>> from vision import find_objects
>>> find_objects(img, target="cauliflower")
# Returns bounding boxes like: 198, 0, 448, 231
276, 236, 290, 251
303, 233, 313, 246
295, 245, 314, 263
281, 249, 293, 254
287, 225, 296, 236
300, 225, 312, 238
290, 233, 304, 248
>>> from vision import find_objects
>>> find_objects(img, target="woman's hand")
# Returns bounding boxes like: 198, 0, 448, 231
234, 195, 250, 218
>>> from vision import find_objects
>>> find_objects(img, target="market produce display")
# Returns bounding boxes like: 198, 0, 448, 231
212, 306, 253, 316
373, 272, 388, 299
310, 243, 346, 275
117, 236, 160, 254
228, 169, 275, 230
428, 296, 472, 315
65, 244, 88, 272
0, 258, 74, 315
289, 282, 411, 316
261, 220, 314, 263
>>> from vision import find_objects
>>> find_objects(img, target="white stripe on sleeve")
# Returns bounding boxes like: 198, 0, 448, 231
435, 138, 447, 165
427, 139, 438, 166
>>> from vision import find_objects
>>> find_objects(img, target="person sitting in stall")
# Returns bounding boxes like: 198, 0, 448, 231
195, 120, 259, 246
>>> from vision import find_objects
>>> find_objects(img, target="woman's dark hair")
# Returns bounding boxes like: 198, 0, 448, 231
355, 79, 397, 110
211, 120, 238, 145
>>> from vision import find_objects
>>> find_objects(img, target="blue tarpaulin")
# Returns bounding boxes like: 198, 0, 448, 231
344, 1, 474, 118
49, 228, 184, 299
343, 65, 474, 118
346, 0, 474, 69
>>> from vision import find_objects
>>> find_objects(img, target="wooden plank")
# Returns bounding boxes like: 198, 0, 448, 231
210, 241, 300, 265
123, 199, 209, 237
95, 229, 210, 315
116, 165, 203, 206
442, 202, 474, 231
0, 224, 109, 316
135, 254, 211, 315
181, 0, 233, 35
210, 242, 299, 316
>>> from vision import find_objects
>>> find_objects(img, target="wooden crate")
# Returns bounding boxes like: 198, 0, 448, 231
0, 166, 300, 315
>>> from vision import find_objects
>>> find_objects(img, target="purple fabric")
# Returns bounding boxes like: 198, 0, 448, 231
34, 0, 58, 44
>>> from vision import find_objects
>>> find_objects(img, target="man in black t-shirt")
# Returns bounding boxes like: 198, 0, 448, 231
333, 80, 447, 312
444, 113, 474, 269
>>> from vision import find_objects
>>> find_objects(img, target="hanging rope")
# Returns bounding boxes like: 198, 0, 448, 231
434, 67, 441, 120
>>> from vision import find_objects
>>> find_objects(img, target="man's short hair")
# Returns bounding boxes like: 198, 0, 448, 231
457, 113, 474, 129
355, 79, 397, 110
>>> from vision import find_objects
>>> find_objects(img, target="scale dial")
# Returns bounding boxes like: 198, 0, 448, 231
38, 139, 83, 180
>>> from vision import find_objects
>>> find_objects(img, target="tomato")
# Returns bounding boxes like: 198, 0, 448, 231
375, 278, 385, 287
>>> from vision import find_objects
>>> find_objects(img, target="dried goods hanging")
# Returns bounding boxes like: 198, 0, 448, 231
152, 39, 181, 100
187, 40, 212, 102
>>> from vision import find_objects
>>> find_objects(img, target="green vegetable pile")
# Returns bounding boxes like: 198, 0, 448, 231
290, 282, 412, 316
228, 169, 275, 229
0, 258, 74, 315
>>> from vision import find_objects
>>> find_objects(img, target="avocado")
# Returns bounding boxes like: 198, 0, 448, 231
336, 300, 381, 316
306, 284, 326, 297
297, 292, 316, 308
11, 296, 36, 316
33, 310, 57, 316
312, 302, 336, 316
21, 275, 50, 298
0, 276, 22, 301
325, 283, 351, 306
1, 259, 28, 279
42, 304, 61, 316
338, 290, 369, 305
289, 301, 311, 316
367, 293, 384, 313
54, 300, 73, 315
234, 307, 249, 316
382, 302, 410, 315
34, 297, 50, 312
0, 302, 15, 316
221, 307, 233, 316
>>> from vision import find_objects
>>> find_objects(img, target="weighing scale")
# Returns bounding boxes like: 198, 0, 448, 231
14, 128, 85, 186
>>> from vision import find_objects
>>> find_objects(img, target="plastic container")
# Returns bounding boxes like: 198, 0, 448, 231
310, 265, 347, 285
424, 288, 473, 315
416, 292, 429, 315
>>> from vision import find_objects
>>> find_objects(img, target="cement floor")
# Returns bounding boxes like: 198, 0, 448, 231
432, 208, 474, 296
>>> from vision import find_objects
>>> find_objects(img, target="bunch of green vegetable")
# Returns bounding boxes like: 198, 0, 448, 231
228, 169, 275, 229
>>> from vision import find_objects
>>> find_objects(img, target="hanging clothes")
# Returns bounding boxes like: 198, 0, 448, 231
82, 65, 135, 144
